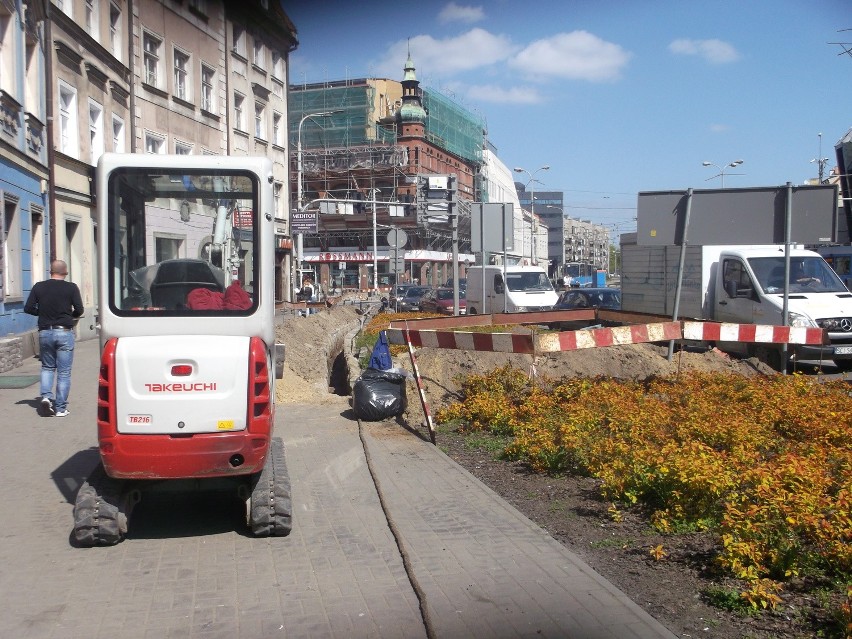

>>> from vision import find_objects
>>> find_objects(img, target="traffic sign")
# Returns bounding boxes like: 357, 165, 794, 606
386, 228, 408, 248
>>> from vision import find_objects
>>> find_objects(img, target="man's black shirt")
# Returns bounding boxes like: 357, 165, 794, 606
24, 279, 84, 329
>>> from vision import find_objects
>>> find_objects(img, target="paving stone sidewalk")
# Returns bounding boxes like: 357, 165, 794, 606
0, 337, 676, 639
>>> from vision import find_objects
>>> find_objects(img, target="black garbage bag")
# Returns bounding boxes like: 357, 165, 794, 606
352, 368, 408, 421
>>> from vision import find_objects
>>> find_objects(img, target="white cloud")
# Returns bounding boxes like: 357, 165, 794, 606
466, 84, 543, 104
669, 38, 740, 64
438, 2, 484, 24
710, 123, 730, 133
373, 28, 517, 78
509, 31, 632, 82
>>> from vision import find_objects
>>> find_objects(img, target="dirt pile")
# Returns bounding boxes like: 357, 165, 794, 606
275, 303, 773, 410
274, 303, 363, 404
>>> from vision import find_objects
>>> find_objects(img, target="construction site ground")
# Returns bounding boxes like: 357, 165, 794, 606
277, 303, 837, 639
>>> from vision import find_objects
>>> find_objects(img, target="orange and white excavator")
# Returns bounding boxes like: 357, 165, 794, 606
73, 153, 289, 545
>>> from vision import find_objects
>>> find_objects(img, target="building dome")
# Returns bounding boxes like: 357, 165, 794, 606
397, 53, 427, 125
399, 101, 426, 123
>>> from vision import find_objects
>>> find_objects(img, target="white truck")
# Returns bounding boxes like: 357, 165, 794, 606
620, 239, 852, 370
466, 265, 558, 314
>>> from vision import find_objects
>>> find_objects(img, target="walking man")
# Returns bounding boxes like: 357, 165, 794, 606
24, 260, 84, 417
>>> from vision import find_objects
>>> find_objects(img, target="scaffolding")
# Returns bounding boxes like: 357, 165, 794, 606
422, 88, 484, 165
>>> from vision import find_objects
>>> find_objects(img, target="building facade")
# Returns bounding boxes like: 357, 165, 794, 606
516, 182, 561, 274
0, 0, 297, 366
0, 0, 49, 365
289, 56, 484, 294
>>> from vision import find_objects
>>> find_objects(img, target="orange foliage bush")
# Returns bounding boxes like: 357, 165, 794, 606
437, 367, 852, 616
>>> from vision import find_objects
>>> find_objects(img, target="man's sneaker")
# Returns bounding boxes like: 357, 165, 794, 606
55, 409, 70, 418
40, 398, 55, 416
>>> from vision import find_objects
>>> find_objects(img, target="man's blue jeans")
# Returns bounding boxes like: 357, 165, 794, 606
39, 328, 75, 413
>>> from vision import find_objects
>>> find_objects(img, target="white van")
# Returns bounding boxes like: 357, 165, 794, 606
466, 265, 558, 314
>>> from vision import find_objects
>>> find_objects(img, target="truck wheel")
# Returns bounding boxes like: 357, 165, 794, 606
749, 344, 788, 373
833, 359, 852, 373
248, 437, 292, 537
73, 463, 138, 547
468, 307, 477, 315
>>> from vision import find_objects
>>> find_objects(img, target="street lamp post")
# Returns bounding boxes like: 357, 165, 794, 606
295, 109, 341, 297
514, 165, 549, 265
701, 159, 744, 187
811, 132, 829, 183
546, 204, 564, 279
369, 188, 381, 294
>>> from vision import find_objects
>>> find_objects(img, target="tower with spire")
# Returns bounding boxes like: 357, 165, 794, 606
396, 53, 427, 139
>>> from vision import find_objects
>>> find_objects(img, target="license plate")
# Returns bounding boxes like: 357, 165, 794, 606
833, 346, 852, 355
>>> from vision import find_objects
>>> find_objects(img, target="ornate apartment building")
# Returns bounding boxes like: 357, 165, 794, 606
0, 0, 296, 363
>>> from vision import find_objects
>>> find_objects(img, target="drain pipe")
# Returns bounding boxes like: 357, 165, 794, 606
44, 2, 56, 261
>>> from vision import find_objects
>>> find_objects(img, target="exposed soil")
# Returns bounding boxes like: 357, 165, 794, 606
276, 303, 839, 639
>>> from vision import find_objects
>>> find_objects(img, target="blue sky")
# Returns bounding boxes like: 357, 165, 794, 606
283, 0, 851, 233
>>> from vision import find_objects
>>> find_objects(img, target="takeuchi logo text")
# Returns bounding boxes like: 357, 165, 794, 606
144, 382, 217, 392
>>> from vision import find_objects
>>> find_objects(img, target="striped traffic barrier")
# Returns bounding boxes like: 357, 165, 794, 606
681, 321, 827, 345
537, 321, 682, 352
385, 320, 827, 354
401, 323, 437, 445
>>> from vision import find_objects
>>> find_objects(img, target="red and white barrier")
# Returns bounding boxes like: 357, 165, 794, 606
386, 328, 535, 354
385, 319, 827, 355
537, 322, 681, 353
681, 321, 826, 345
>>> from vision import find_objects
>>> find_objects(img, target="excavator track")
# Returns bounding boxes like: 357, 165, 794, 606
73, 463, 136, 547
248, 437, 292, 536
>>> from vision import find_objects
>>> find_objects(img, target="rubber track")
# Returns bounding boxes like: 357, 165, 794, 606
73, 463, 127, 546
249, 437, 293, 536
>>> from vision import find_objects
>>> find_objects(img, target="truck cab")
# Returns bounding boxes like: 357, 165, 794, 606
466, 265, 558, 314
716, 247, 852, 369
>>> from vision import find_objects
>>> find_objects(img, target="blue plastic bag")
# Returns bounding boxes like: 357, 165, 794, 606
368, 330, 392, 370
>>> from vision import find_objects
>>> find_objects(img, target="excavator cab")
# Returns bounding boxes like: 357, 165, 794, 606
73, 154, 290, 546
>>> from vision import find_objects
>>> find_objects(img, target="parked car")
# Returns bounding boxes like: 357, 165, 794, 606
556, 287, 621, 311
420, 287, 466, 315
389, 283, 416, 309
551, 287, 621, 331
397, 286, 433, 312
444, 277, 467, 291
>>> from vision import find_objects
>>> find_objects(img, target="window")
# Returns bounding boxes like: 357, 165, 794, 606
85, 0, 99, 41
232, 24, 245, 57
233, 92, 244, 131
24, 39, 39, 111
58, 81, 78, 158
154, 234, 184, 262
88, 99, 104, 165
57, 0, 73, 18
175, 140, 192, 155
201, 64, 214, 112
271, 51, 283, 80
0, 13, 12, 95
143, 31, 162, 87
112, 114, 124, 152
30, 205, 44, 283
273, 181, 282, 217
173, 48, 190, 101
188, 0, 207, 15
2, 195, 20, 299
109, 3, 121, 60
272, 111, 282, 146
253, 38, 264, 68
254, 102, 265, 139
144, 131, 165, 154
